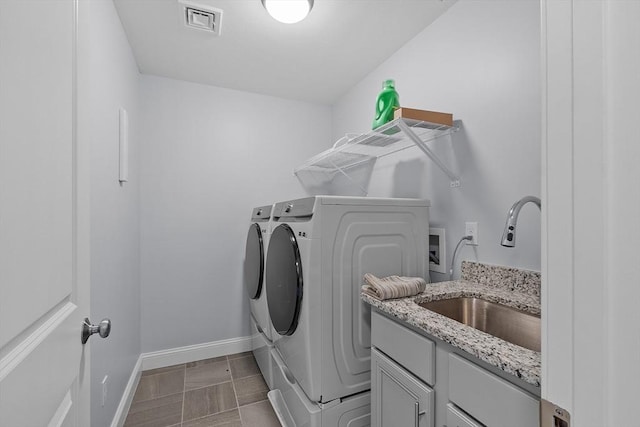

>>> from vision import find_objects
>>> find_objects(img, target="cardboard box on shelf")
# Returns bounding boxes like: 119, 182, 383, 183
393, 107, 453, 127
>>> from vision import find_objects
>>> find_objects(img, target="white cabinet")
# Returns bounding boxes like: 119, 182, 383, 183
371, 310, 540, 427
371, 348, 434, 427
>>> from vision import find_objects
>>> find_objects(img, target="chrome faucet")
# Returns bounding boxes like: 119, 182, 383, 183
501, 196, 541, 247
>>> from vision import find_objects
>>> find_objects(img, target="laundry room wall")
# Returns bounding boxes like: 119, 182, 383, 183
139, 76, 331, 353
77, 0, 141, 426
332, 0, 541, 280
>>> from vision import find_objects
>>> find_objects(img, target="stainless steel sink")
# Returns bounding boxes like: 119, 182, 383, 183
417, 297, 541, 352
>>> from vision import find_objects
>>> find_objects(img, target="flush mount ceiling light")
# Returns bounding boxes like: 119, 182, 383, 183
261, 0, 314, 24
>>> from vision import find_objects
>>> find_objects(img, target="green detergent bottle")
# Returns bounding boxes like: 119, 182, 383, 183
372, 79, 400, 130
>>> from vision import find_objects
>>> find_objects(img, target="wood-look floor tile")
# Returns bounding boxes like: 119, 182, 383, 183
124, 392, 183, 427
238, 400, 281, 427
181, 409, 242, 427
133, 368, 185, 403
183, 381, 237, 421
185, 358, 231, 390
124, 354, 277, 427
186, 356, 227, 367
227, 351, 252, 360
141, 363, 185, 377
228, 355, 260, 379
234, 374, 268, 407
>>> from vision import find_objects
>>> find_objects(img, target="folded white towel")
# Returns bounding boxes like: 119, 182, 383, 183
361, 273, 427, 301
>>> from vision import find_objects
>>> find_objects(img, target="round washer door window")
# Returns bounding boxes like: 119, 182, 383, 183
266, 224, 303, 336
243, 223, 264, 300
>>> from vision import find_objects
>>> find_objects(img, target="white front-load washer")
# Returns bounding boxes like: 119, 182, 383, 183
265, 196, 429, 424
244, 204, 275, 388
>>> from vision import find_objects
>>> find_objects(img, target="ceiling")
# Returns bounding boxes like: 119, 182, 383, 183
113, 0, 455, 105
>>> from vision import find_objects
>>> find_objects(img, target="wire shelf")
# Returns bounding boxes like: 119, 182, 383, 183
294, 118, 460, 196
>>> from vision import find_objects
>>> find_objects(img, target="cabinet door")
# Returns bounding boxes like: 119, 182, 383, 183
372, 348, 434, 427
446, 403, 485, 427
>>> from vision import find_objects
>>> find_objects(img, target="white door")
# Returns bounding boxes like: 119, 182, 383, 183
0, 0, 91, 426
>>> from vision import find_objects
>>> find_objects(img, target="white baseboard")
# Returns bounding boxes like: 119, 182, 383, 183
110, 355, 142, 427
110, 336, 252, 427
141, 335, 253, 371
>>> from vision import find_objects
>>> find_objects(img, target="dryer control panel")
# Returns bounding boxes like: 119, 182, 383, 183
272, 197, 315, 220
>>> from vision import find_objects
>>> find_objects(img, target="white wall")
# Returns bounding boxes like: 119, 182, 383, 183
332, 0, 541, 280
139, 76, 331, 352
77, 1, 141, 425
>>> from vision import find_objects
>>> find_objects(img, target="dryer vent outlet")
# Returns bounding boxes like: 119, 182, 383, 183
179, 0, 223, 36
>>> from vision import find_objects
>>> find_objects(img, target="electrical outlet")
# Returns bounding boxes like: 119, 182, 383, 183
465, 222, 478, 245
101, 375, 109, 407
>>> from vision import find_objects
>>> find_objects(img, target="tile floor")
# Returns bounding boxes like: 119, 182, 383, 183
124, 351, 281, 427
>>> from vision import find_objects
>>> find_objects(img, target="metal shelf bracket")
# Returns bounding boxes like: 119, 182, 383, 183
395, 119, 461, 187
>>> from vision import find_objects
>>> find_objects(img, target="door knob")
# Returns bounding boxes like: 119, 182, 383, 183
81, 318, 111, 344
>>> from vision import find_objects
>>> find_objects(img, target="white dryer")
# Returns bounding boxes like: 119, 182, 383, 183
244, 204, 275, 388
265, 196, 429, 424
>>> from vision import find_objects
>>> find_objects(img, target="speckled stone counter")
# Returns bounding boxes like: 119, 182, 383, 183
362, 261, 541, 387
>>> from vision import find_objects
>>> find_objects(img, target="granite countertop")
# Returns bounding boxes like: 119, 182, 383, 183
362, 261, 541, 387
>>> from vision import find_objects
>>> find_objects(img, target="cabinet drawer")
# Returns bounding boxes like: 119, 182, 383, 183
371, 311, 435, 386
448, 354, 539, 427
446, 403, 484, 427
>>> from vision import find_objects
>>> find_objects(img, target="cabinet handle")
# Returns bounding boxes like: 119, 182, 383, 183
414, 402, 426, 426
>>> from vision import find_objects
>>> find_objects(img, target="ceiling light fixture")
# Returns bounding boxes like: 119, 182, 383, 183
261, 0, 314, 24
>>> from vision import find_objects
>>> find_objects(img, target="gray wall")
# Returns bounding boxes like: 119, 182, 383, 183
78, 1, 141, 425
332, 0, 541, 280
139, 76, 331, 353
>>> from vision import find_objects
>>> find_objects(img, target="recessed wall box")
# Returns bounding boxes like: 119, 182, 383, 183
429, 228, 446, 274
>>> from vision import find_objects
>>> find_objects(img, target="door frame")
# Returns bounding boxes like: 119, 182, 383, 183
73, 0, 92, 421
542, 0, 639, 424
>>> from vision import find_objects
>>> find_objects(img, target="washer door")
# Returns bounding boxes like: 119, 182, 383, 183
266, 224, 303, 336
244, 223, 264, 300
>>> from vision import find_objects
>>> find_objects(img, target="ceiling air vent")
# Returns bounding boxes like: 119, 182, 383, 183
179, 0, 223, 36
